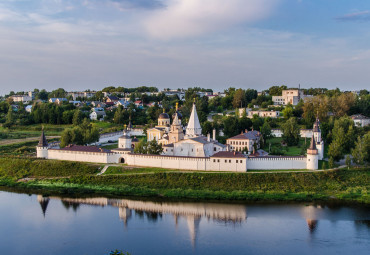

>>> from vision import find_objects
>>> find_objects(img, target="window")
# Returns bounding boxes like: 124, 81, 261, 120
229, 160, 231, 163
214, 148, 216, 151
225, 160, 227, 163
240, 160, 243, 163
213, 159, 216, 162
236, 160, 238, 163
217, 159, 220, 162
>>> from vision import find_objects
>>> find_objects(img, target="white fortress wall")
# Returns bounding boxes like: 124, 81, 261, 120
124, 154, 246, 172
247, 157, 307, 170
48, 150, 119, 164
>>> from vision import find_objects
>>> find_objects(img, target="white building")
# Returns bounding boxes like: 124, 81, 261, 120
67, 91, 97, 100
272, 89, 307, 105
247, 110, 280, 118
351, 114, 370, 127
11, 95, 32, 104
90, 108, 106, 121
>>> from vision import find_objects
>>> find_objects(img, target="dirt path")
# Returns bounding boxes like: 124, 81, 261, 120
0, 136, 60, 146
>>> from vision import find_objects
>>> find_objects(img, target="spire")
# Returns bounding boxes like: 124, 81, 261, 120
37, 195, 50, 218
307, 134, 318, 155
37, 127, 48, 147
186, 102, 202, 137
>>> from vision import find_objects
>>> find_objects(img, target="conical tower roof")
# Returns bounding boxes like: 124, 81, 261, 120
307, 134, 318, 155
37, 129, 48, 147
186, 102, 202, 137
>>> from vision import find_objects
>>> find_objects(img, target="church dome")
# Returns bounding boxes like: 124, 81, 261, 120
159, 113, 170, 119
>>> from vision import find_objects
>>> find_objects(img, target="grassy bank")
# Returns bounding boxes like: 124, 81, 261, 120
0, 157, 368, 203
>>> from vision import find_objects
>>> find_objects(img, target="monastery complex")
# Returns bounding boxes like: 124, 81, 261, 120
37, 102, 324, 171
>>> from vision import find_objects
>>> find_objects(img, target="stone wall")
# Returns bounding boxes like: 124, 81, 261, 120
247, 156, 307, 170
124, 154, 247, 172
48, 150, 120, 164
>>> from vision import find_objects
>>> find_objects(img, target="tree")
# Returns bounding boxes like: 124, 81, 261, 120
134, 139, 148, 154
3, 107, 14, 128
282, 105, 293, 119
232, 89, 246, 108
72, 110, 83, 126
147, 139, 163, 155
202, 121, 213, 136
345, 155, 351, 169
329, 157, 335, 169
328, 130, 345, 161
351, 136, 368, 166
281, 117, 300, 146
60, 118, 99, 147
261, 121, 272, 141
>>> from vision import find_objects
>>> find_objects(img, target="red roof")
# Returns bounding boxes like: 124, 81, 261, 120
51, 145, 111, 153
211, 151, 247, 158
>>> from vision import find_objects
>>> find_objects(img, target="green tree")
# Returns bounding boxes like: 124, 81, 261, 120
351, 136, 368, 166
134, 139, 148, 154
281, 117, 300, 146
232, 89, 246, 108
72, 110, 83, 126
328, 157, 335, 169
345, 155, 351, 169
261, 121, 272, 141
147, 139, 163, 155
282, 105, 293, 119
4, 107, 14, 128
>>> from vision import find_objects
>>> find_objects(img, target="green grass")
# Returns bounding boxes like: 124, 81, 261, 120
101, 143, 119, 150
264, 137, 309, 156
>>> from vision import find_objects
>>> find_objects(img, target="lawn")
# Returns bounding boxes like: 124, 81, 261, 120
263, 137, 310, 156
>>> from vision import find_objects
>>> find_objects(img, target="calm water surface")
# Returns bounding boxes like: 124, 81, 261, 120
0, 190, 369, 255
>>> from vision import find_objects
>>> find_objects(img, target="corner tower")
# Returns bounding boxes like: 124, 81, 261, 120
36, 128, 49, 158
306, 134, 319, 170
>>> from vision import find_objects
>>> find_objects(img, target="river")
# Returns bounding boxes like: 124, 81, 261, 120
0, 190, 369, 255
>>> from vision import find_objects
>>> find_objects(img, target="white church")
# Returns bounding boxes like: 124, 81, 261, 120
36, 102, 323, 171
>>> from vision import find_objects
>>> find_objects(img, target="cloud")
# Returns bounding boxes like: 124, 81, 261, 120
336, 11, 370, 22
143, 0, 280, 39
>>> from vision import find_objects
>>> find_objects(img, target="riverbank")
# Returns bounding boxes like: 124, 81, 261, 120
0, 157, 369, 204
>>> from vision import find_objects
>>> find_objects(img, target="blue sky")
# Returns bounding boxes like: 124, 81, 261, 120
0, 0, 369, 95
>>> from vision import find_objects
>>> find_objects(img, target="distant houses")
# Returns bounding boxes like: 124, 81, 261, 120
49, 98, 67, 104
272, 89, 309, 105
11, 95, 32, 104
90, 108, 106, 121
351, 114, 370, 127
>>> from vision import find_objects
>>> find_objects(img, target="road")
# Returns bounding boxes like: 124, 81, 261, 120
0, 136, 60, 146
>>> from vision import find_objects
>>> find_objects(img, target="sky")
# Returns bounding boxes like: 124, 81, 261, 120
0, 0, 370, 95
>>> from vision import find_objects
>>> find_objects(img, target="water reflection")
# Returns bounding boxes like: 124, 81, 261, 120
48, 196, 248, 247
1, 191, 369, 255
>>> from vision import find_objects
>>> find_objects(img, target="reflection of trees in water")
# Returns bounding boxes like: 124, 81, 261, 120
61, 201, 80, 212
145, 212, 162, 222
135, 210, 144, 219
211, 218, 244, 228
354, 220, 370, 230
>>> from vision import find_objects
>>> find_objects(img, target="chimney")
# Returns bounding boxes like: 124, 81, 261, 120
207, 133, 210, 142
212, 129, 216, 141
245, 129, 248, 133
233, 151, 236, 156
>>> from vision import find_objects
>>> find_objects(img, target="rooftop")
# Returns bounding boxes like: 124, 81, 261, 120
51, 145, 111, 153
211, 151, 247, 158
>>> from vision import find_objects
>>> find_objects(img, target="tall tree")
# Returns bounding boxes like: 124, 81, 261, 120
281, 117, 300, 146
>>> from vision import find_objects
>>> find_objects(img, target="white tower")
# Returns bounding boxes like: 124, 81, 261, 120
306, 134, 319, 170
313, 117, 324, 160
118, 125, 132, 149
185, 101, 202, 138
36, 129, 48, 158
